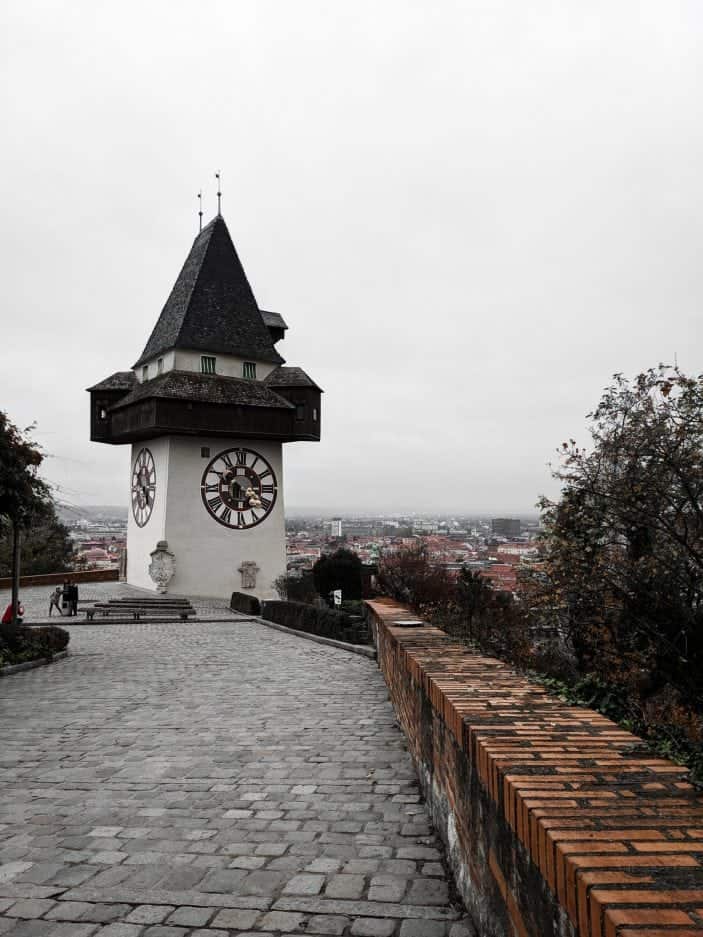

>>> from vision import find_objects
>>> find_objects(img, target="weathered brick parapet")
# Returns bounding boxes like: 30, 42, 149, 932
366, 597, 703, 937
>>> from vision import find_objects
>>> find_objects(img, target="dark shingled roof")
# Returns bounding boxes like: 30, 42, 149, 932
87, 371, 137, 392
261, 310, 288, 331
133, 216, 284, 368
111, 370, 294, 411
264, 366, 323, 392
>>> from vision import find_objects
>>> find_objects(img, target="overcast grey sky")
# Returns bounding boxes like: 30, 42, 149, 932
2, 1, 701, 514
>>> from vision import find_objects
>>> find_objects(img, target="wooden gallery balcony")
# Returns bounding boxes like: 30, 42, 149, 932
88, 367, 322, 445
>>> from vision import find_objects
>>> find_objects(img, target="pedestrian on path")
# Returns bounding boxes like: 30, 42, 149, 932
1, 601, 24, 624
49, 586, 63, 616
70, 581, 79, 616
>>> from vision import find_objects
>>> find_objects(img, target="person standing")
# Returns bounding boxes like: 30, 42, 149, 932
70, 581, 79, 616
62, 580, 70, 615
49, 587, 63, 616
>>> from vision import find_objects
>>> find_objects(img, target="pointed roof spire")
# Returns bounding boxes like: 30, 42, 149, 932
134, 216, 284, 368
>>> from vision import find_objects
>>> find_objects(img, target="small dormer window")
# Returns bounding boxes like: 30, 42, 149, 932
142, 365, 148, 381
157, 357, 164, 374
201, 356, 216, 374
97, 402, 108, 421
243, 362, 256, 380
313, 407, 318, 422
295, 404, 305, 421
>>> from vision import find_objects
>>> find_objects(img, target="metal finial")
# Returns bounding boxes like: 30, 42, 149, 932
215, 171, 222, 215
197, 190, 203, 232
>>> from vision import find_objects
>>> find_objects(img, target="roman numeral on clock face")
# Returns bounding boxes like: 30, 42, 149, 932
207, 495, 223, 513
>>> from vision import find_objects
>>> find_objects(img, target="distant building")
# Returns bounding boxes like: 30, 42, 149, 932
328, 518, 342, 537
491, 518, 521, 537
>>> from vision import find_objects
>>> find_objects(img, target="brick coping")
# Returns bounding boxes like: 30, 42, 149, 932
367, 597, 703, 937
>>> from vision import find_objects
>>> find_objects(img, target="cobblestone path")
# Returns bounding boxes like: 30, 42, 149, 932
0, 621, 470, 937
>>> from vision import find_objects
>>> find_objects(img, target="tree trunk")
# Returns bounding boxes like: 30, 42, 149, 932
11, 521, 21, 625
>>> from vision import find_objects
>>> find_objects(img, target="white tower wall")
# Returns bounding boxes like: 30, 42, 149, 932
126, 436, 286, 601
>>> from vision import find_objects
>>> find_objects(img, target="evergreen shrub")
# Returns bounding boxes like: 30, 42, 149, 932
261, 600, 369, 645
230, 592, 261, 616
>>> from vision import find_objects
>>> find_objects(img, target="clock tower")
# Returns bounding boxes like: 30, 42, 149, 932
88, 214, 322, 600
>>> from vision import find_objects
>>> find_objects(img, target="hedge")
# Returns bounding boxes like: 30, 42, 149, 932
260, 600, 369, 646
0, 623, 70, 668
230, 592, 261, 615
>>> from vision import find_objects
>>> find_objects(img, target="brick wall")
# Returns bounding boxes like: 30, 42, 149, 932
0, 568, 119, 590
366, 597, 703, 937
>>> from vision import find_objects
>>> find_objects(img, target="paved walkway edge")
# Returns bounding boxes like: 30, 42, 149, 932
255, 616, 377, 658
0, 650, 68, 677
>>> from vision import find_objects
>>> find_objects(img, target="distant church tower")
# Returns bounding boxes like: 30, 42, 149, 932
88, 214, 322, 599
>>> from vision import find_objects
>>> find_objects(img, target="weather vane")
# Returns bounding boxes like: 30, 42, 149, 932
197, 190, 203, 232
215, 171, 222, 215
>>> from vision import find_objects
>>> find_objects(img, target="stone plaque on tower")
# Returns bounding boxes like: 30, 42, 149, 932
87, 210, 322, 600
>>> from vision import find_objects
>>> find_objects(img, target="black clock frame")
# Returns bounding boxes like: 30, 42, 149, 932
131, 447, 156, 527
200, 446, 278, 530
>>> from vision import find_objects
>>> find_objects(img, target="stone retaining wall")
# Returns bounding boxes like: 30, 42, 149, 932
366, 597, 703, 937
0, 568, 119, 590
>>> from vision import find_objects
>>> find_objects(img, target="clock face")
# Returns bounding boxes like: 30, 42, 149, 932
131, 448, 156, 527
201, 447, 278, 529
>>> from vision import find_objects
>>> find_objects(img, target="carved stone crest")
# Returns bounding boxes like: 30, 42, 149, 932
238, 560, 260, 590
149, 540, 176, 593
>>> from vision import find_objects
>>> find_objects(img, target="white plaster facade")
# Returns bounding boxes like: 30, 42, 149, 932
137, 349, 278, 383
127, 436, 285, 600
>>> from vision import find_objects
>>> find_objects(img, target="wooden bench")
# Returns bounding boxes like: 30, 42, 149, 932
85, 604, 196, 621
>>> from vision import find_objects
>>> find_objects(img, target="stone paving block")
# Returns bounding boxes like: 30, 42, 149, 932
47, 924, 100, 937
351, 919, 397, 937
368, 875, 408, 902
125, 904, 175, 923
199, 869, 248, 893
166, 906, 213, 926
4, 922, 53, 936
282, 873, 325, 895
0, 863, 33, 883
45, 900, 94, 919
400, 920, 447, 936
325, 874, 366, 899
306, 914, 349, 934
229, 855, 266, 870
7, 898, 57, 918
81, 903, 132, 923
240, 870, 287, 896
256, 909, 306, 931
210, 907, 259, 929
93, 923, 144, 936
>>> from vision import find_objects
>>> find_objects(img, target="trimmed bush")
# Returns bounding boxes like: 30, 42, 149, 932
260, 600, 369, 646
230, 592, 261, 616
33, 625, 70, 652
0, 623, 70, 668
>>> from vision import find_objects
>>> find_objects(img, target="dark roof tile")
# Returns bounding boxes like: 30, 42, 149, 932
261, 310, 288, 331
264, 366, 323, 392
87, 371, 137, 392
111, 370, 294, 411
